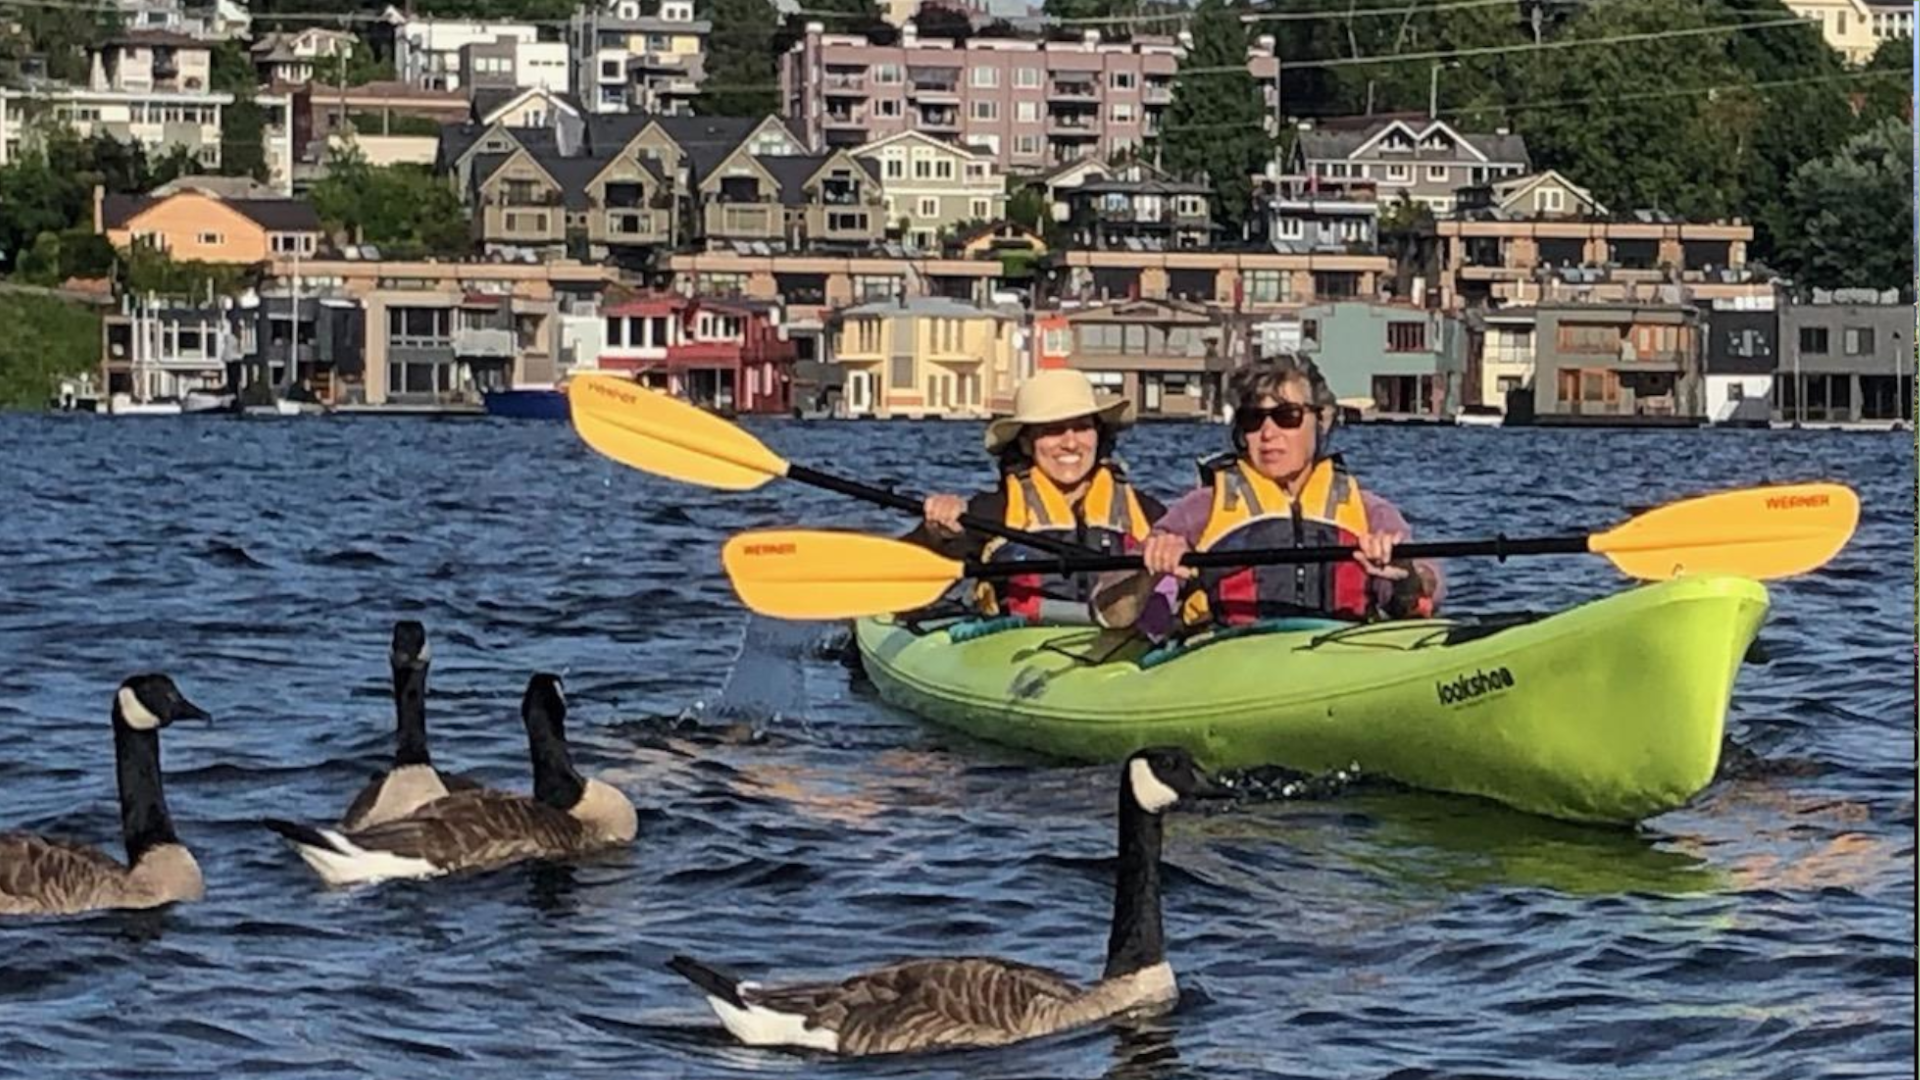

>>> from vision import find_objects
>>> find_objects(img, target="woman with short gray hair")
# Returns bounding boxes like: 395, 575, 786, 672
1098, 353, 1441, 635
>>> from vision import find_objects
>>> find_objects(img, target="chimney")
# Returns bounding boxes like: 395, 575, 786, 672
93, 184, 106, 233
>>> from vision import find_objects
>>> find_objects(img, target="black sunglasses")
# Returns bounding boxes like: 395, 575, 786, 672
1233, 402, 1319, 433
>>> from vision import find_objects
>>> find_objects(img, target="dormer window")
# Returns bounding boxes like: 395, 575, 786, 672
616, 1, 639, 19
661, 0, 692, 21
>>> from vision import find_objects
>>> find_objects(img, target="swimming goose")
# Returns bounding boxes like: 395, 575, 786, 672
263, 674, 637, 887
0, 674, 211, 917
667, 746, 1229, 1056
339, 620, 481, 831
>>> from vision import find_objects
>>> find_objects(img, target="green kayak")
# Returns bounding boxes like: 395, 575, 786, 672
856, 574, 1770, 826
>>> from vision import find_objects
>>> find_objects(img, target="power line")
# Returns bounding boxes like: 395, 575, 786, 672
1143, 67, 1907, 136
1164, 13, 1814, 78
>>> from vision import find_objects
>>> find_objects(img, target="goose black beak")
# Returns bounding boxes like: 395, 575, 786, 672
1183, 770, 1235, 801
168, 698, 213, 726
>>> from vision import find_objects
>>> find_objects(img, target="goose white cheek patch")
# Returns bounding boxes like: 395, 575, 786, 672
117, 687, 163, 731
1128, 759, 1180, 813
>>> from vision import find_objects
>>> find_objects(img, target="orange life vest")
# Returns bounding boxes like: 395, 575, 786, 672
976, 464, 1153, 623
1180, 454, 1374, 626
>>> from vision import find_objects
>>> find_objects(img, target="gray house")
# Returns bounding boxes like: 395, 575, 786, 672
1526, 302, 1705, 425
1290, 116, 1530, 216
1295, 300, 1466, 419
1775, 290, 1912, 426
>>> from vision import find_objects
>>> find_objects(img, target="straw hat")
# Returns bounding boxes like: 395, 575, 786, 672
983, 369, 1136, 453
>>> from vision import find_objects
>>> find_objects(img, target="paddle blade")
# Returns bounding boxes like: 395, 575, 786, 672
721, 530, 964, 620
568, 374, 787, 491
1591, 483, 1860, 581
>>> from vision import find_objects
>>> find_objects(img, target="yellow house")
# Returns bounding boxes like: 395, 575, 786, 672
97, 187, 324, 263
831, 297, 1021, 419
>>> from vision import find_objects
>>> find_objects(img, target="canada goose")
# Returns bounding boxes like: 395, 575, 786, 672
339, 620, 481, 831
0, 674, 211, 917
263, 674, 636, 887
667, 746, 1230, 1056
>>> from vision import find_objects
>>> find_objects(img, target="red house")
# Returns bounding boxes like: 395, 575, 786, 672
598, 294, 797, 415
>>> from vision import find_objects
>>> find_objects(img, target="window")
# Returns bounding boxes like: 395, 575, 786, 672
1426, 165, 1447, 183
855, 275, 900, 300
970, 198, 990, 219
874, 64, 901, 84
1044, 327, 1071, 354
1246, 269, 1288, 303
971, 99, 997, 121
1727, 383, 1745, 402
1799, 326, 1830, 354
1385, 164, 1410, 182
196, 232, 223, 245
971, 66, 999, 88
1387, 321, 1427, 352
1110, 71, 1136, 90
1535, 188, 1564, 213
883, 157, 904, 179
1558, 324, 1622, 353
917, 197, 938, 217
1016, 101, 1038, 122
876, 99, 902, 118
600, 59, 620, 79
1844, 327, 1876, 355
1015, 67, 1040, 88
891, 352, 914, 389
1110, 103, 1134, 124
388, 307, 452, 345
1015, 135, 1040, 155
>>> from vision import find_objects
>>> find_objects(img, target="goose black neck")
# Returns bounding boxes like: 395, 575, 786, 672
1103, 787, 1166, 980
391, 662, 431, 767
526, 704, 584, 811
113, 717, 177, 863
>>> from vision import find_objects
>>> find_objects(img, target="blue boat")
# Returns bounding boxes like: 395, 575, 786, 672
483, 386, 570, 420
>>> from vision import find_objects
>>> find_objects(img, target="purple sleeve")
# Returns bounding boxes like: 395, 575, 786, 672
1151, 488, 1211, 546
1130, 488, 1209, 641
1362, 492, 1446, 610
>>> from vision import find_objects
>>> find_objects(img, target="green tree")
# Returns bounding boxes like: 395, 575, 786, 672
1856, 35, 1913, 126
209, 41, 267, 181
1511, 0, 1749, 221
14, 227, 115, 286
311, 150, 471, 258
699, 0, 779, 116
1775, 118, 1912, 290
0, 293, 103, 410
1158, 0, 1271, 232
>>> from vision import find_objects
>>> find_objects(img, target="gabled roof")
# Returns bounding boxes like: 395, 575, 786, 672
1490, 169, 1606, 214
1298, 118, 1530, 167
471, 85, 584, 127
851, 129, 992, 160
102, 192, 323, 232
755, 154, 881, 203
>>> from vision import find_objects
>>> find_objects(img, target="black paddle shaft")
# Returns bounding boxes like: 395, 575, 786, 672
963, 534, 1596, 580
785, 464, 1090, 558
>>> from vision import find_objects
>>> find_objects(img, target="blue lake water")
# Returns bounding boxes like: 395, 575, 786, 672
0, 414, 1911, 1079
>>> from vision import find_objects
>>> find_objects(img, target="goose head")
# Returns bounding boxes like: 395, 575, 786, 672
1124, 747, 1230, 816
114, 674, 211, 732
390, 619, 430, 671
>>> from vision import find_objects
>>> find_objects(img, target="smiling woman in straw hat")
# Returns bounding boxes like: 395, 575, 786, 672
905, 369, 1165, 626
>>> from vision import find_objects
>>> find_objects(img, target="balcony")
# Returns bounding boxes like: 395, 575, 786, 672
483, 205, 564, 241
824, 73, 868, 96
453, 327, 515, 358
918, 109, 959, 131
806, 206, 881, 243
1048, 77, 1099, 101
594, 208, 671, 245
705, 202, 782, 239
907, 69, 961, 100
1047, 116, 1098, 137
1143, 83, 1171, 103
823, 109, 868, 129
